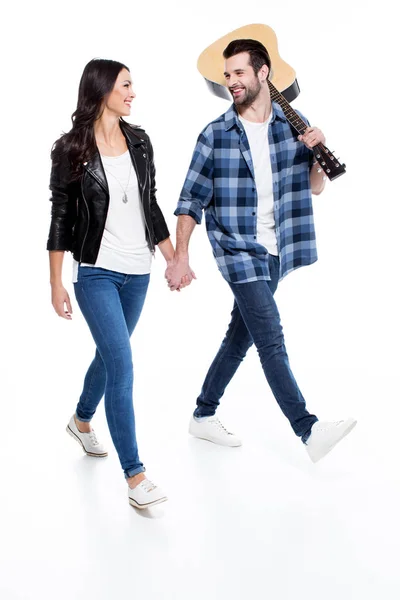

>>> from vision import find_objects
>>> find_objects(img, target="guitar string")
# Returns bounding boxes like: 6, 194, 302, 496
268, 81, 335, 163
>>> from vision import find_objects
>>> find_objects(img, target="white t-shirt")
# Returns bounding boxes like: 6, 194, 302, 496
239, 112, 278, 256
73, 150, 152, 282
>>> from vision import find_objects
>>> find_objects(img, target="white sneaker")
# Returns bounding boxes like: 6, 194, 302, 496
66, 415, 108, 457
128, 479, 168, 509
305, 418, 357, 463
189, 415, 242, 447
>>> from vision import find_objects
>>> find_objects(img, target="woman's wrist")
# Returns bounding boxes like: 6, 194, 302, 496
50, 279, 63, 288
157, 237, 175, 264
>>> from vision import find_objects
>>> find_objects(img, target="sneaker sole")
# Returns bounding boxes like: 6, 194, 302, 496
66, 425, 108, 458
129, 496, 168, 510
189, 430, 242, 448
308, 419, 357, 463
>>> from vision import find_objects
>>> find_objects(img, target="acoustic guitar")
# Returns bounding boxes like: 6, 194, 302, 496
197, 24, 346, 181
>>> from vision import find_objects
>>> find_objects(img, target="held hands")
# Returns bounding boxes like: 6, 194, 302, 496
298, 127, 326, 149
51, 284, 73, 319
165, 255, 196, 292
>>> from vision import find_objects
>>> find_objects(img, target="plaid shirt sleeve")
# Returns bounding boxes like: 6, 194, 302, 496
174, 126, 214, 224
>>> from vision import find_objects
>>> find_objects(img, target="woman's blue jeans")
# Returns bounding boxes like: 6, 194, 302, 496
74, 266, 150, 477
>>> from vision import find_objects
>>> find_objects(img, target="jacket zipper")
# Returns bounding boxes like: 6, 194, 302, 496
129, 147, 155, 255
80, 178, 90, 262
81, 165, 110, 262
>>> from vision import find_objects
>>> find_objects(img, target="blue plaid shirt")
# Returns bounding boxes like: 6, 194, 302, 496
174, 102, 317, 283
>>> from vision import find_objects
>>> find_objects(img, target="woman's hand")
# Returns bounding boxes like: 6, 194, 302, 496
165, 256, 196, 292
179, 268, 197, 290
51, 284, 73, 320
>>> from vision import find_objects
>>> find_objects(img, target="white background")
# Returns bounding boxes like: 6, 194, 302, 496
1, 1, 399, 598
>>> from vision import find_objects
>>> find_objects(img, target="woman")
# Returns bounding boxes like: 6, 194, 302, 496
47, 58, 176, 509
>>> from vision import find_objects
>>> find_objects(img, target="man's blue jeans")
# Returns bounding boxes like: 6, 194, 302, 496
74, 266, 150, 477
194, 254, 318, 442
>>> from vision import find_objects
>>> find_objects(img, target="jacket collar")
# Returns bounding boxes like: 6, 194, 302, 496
83, 121, 146, 193
119, 120, 147, 148
224, 101, 286, 132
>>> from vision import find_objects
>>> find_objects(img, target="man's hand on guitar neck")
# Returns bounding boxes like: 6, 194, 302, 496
298, 127, 326, 149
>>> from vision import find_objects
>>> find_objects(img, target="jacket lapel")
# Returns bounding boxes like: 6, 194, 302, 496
121, 124, 148, 190
83, 122, 147, 192
83, 150, 109, 193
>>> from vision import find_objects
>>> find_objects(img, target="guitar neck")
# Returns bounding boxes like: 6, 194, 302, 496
268, 80, 308, 135
268, 79, 346, 181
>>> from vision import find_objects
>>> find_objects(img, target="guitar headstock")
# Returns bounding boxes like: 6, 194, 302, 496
313, 145, 346, 181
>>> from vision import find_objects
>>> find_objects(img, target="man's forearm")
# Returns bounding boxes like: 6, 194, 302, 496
175, 215, 197, 258
164, 215, 197, 291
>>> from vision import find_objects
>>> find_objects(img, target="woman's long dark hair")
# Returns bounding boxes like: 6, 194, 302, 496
51, 58, 129, 180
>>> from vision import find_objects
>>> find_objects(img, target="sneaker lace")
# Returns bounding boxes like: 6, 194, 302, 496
315, 420, 344, 432
211, 417, 233, 435
140, 479, 156, 493
88, 430, 99, 446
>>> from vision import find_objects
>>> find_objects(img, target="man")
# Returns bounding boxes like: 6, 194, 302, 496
166, 39, 356, 462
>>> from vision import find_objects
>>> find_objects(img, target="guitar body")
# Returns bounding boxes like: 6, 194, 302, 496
197, 23, 300, 103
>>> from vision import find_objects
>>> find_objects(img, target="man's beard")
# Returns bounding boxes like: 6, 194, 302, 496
231, 79, 262, 107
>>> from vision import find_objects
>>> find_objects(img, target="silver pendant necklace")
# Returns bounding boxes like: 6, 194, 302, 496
104, 157, 132, 203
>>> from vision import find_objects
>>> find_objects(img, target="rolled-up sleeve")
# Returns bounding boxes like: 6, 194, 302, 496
174, 127, 214, 224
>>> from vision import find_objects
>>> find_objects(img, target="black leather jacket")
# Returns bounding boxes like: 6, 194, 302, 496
46, 121, 170, 263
